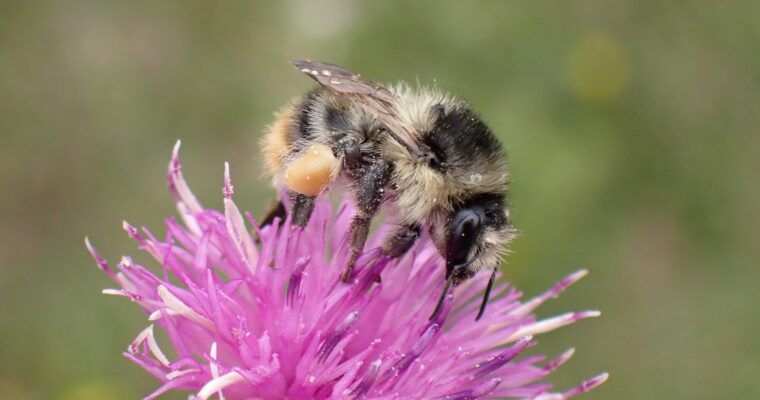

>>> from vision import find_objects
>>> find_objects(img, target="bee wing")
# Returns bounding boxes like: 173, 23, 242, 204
292, 60, 432, 159
292, 60, 395, 102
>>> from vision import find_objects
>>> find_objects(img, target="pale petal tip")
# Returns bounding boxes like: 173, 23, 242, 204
169, 140, 182, 176
579, 310, 602, 319
223, 162, 233, 199
85, 237, 112, 274
568, 372, 608, 395
196, 371, 245, 400
548, 372, 609, 399
569, 269, 589, 281
122, 220, 137, 235
552, 269, 589, 296
172, 140, 182, 159
590, 372, 609, 386
148, 310, 162, 321
546, 347, 576, 371
210, 341, 218, 359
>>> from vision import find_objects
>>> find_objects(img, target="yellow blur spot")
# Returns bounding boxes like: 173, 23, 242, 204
567, 32, 632, 101
59, 380, 128, 400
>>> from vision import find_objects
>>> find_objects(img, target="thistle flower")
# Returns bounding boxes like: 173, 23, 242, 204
87, 142, 607, 399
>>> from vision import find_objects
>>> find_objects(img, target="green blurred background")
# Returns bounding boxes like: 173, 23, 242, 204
1, 1, 758, 399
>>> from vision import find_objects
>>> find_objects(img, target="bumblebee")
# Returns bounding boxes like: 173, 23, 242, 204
261, 60, 513, 320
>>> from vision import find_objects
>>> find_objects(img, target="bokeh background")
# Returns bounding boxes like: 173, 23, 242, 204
1, 1, 759, 399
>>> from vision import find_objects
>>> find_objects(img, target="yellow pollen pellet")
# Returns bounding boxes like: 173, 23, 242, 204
284, 144, 338, 196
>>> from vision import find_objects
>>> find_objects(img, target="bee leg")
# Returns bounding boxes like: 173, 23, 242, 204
344, 215, 371, 282
381, 224, 421, 259
289, 192, 316, 228
259, 200, 287, 228
342, 160, 391, 282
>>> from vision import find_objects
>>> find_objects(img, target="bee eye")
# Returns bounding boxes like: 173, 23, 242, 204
447, 208, 483, 267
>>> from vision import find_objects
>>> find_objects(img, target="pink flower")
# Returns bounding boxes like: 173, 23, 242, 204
86, 142, 607, 399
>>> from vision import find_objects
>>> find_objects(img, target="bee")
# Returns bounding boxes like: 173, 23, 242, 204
261, 60, 513, 320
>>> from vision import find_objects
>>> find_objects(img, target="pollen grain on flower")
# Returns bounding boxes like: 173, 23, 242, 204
87, 142, 606, 400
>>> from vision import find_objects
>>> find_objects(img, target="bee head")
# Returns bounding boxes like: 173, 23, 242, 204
445, 195, 510, 285
428, 194, 511, 321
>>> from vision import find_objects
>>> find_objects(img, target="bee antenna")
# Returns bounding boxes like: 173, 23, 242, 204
429, 275, 454, 321
475, 268, 498, 321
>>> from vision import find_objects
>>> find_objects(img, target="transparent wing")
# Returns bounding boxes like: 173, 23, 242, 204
292, 60, 394, 102
292, 60, 432, 160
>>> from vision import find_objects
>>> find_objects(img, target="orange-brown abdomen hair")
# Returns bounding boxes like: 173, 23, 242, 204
261, 103, 297, 176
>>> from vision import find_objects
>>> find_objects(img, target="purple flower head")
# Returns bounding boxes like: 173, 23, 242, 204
87, 142, 607, 399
